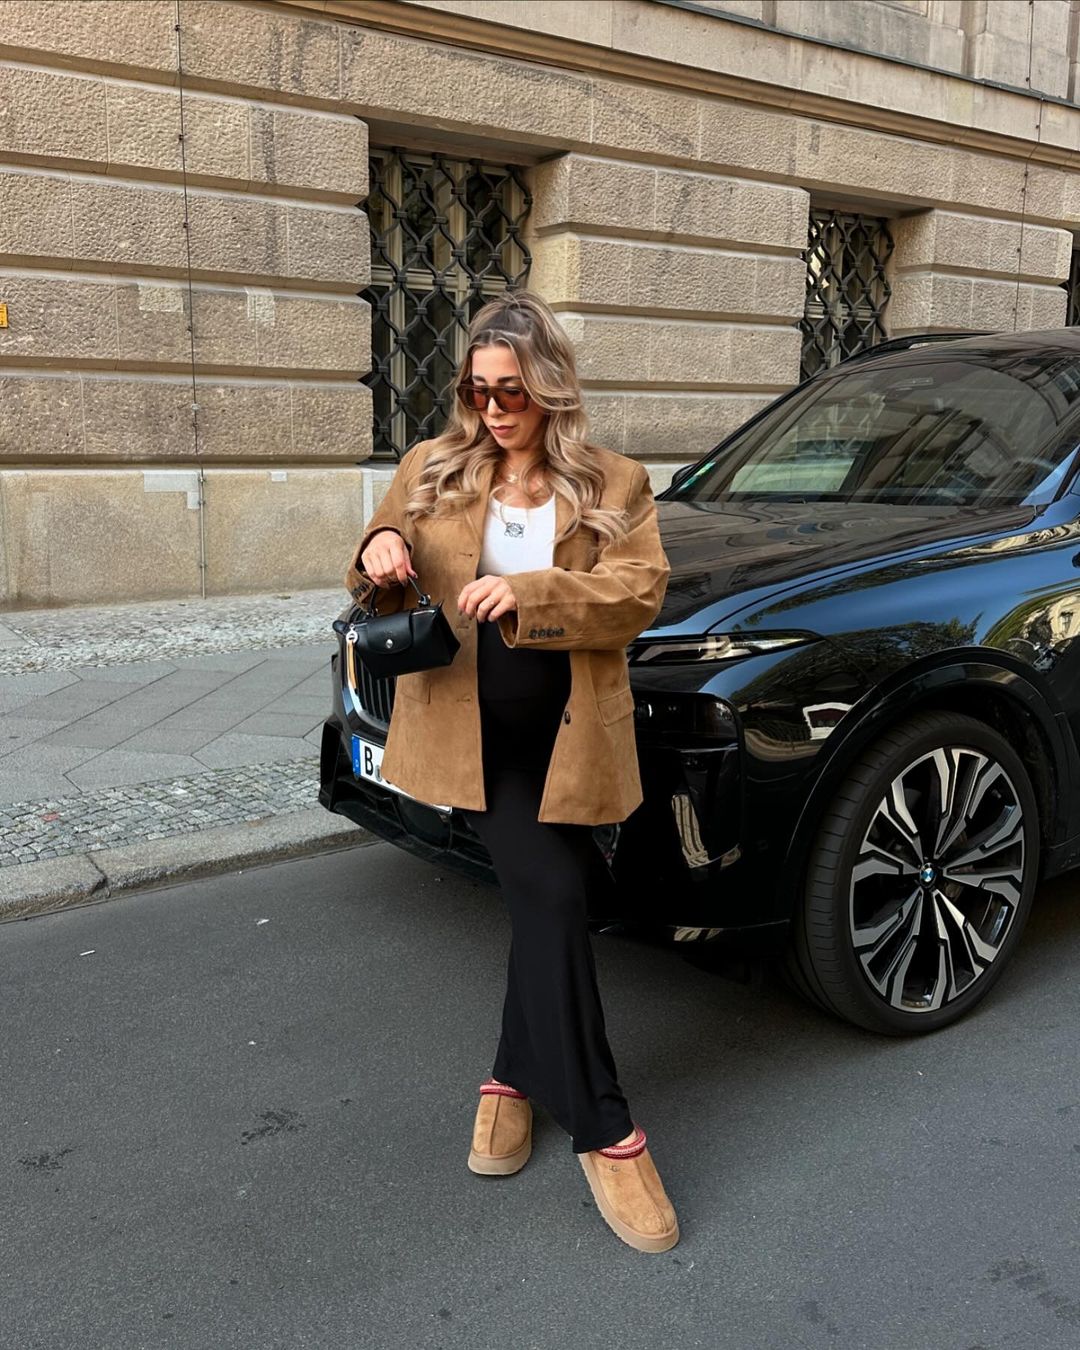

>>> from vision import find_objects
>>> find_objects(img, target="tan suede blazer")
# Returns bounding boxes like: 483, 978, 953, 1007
342, 440, 671, 824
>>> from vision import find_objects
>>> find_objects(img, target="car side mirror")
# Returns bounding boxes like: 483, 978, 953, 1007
669, 462, 697, 490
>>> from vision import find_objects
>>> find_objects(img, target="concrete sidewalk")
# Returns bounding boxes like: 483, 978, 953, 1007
0, 589, 371, 919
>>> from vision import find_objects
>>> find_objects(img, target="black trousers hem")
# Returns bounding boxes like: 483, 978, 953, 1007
487, 1069, 634, 1154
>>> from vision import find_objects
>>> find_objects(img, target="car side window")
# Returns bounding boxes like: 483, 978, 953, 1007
681, 355, 1080, 508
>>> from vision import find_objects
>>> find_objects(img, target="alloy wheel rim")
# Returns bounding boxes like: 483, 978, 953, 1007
848, 746, 1025, 1013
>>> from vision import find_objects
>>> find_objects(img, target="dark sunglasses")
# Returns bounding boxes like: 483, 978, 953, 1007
457, 381, 532, 413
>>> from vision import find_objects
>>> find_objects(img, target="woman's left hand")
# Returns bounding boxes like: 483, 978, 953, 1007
458, 575, 518, 622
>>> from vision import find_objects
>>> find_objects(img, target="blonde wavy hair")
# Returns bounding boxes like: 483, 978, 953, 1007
401, 290, 631, 546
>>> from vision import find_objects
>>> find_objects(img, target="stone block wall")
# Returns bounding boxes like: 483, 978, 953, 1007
0, 0, 372, 607
525, 154, 806, 457
890, 209, 1072, 333
325, 12, 1077, 446
423, 0, 1076, 101
3, 0, 1080, 606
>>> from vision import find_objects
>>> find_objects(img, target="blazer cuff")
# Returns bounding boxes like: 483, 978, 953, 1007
344, 527, 413, 602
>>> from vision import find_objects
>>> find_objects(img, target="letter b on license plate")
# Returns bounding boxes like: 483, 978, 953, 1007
351, 734, 385, 784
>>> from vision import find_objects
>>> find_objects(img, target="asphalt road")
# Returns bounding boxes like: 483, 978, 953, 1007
5, 841, 1080, 1350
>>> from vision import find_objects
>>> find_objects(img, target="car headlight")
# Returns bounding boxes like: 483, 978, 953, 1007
629, 633, 815, 665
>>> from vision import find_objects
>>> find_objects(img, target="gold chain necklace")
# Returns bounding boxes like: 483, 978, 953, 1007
494, 459, 551, 518
494, 465, 539, 531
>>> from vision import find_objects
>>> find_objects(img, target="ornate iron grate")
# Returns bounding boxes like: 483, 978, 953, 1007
362, 148, 533, 461
800, 209, 894, 380
1066, 247, 1080, 327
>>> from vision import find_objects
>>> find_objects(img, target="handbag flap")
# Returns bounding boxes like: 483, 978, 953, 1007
354, 611, 415, 656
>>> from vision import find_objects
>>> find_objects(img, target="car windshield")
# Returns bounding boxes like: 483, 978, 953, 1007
670, 350, 1080, 509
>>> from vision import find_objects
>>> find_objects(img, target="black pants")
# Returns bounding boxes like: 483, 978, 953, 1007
460, 621, 635, 1154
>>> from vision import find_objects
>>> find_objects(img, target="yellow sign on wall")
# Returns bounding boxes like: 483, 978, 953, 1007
0, 303, 7, 328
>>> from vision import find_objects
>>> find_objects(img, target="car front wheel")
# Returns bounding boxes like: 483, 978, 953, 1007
790, 712, 1039, 1035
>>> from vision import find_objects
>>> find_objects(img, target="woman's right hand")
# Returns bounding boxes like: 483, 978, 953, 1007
360, 528, 416, 587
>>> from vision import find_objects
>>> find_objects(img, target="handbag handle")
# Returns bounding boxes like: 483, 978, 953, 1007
363, 573, 432, 617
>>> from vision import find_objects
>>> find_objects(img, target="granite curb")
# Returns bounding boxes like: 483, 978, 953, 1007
0, 807, 376, 922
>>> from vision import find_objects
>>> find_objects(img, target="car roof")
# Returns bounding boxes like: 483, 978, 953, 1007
828, 327, 1080, 378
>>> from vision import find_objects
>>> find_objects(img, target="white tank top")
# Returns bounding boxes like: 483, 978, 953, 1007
477, 491, 556, 576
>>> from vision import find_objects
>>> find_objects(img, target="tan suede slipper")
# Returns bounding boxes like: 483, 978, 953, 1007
467, 1079, 533, 1175
578, 1125, 680, 1252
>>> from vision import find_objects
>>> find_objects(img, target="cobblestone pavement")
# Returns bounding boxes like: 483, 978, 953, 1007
0, 589, 357, 870
1, 759, 320, 867
0, 587, 350, 674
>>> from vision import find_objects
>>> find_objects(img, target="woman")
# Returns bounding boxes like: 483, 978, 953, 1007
343, 291, 677, 1253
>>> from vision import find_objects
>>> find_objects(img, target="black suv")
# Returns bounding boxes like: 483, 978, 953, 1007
320, 328, 1080, 1035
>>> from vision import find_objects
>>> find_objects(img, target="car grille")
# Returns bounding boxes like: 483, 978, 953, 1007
345, 641, 396, 725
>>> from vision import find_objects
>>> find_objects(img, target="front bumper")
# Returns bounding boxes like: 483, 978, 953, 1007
317, 636, 781, 940
318, 711, 495, 884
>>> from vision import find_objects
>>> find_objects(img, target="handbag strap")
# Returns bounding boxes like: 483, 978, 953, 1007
364, 573, 431, 617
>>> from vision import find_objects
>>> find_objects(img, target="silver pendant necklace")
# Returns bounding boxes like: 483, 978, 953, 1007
495, 464, 525, 531
494, 461, 546, 537
493, 489, 527, 537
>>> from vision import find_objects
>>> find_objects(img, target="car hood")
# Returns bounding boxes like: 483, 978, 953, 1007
652, 499, 1035, 633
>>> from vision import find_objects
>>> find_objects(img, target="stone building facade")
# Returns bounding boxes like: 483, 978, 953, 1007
1, 0, 1079, 608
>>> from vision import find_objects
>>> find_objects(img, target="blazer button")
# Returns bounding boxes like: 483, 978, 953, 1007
563, 710, 571, 724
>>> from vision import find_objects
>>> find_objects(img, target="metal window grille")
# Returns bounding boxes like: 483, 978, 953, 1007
1066, 248, 1080, 327
362, 148, 533, 461
800, 209, 894, 380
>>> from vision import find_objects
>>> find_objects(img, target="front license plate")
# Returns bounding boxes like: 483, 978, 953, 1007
350, 734, 452, 816
352, 734, 389, 787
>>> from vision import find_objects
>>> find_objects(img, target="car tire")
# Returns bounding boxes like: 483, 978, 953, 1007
789, 711, 1039, 1035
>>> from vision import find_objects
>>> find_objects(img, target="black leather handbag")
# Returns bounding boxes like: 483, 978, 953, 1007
332, 575, 460, 679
